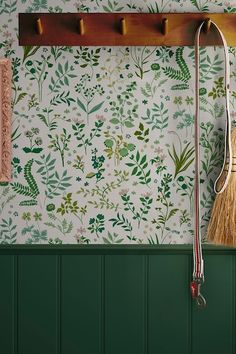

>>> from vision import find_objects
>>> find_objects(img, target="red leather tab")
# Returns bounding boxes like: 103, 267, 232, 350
190, 281, 197, 298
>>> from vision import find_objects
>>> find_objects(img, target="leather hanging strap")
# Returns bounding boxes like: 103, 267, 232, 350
191, 20, 232, 308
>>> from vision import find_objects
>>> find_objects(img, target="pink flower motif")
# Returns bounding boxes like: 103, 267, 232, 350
96, 114, 106, 122
76, 227, 86, 234
155, 146, 163, 154
141, 191, 152, 198
3, 31, 11, 38
119, 188, 129, 196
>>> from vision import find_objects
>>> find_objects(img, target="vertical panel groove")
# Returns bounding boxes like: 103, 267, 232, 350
13, 255, 18, 354
232, 255, 235, 354
192, 255, 233, 354
188, 255, 192, 354
101, 255, 105, 354
143, 255, 146, 354
144, 255, 148, 354
57, 255, 61, 354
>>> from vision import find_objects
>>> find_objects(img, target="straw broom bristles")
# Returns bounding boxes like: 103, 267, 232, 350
207, 127, 236, 246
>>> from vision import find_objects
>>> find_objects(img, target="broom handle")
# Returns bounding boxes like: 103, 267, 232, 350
192, 20, 231, 307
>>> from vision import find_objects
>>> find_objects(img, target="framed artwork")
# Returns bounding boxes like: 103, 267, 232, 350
0, 58, 11, 182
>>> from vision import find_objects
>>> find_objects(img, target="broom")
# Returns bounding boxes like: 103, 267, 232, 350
207, 127, 236, 246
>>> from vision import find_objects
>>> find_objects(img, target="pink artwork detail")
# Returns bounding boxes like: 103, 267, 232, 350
0, 58, 12, 182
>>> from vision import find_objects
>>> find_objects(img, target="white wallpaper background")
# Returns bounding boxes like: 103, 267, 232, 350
0, 0, 235, 244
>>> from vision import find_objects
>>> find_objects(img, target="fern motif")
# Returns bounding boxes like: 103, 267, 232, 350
24, 159, 39, 196
11, 183, 36, 198
163, 67, 188, 83
11, 159, 39, 206
176, 47, 191, 80
163, 48, 191, 89
171, 83, 189, 90
20, 200, 38, 206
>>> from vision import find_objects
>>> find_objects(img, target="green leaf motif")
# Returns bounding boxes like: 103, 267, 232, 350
168, 142, 194, 179
77, 97, 87, 113
163, 48, 191, 89
11, 159, 39, 205
126, 152, 151, 188
89, 101, 104, 114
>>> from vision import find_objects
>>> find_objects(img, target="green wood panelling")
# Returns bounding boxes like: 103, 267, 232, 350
61, 255, 102, 354
18, 255, 58, 354
0, 255, 14, 354
0, 246, 236, 354
192, 255, 235, 354
105, 255, 146, 354
0, 244, 235, 255
148, 255, 190, 354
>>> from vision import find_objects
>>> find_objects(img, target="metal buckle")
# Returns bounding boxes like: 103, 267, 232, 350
190, 277, 206, 308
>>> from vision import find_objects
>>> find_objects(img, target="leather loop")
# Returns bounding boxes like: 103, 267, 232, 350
192, 20, 231, 305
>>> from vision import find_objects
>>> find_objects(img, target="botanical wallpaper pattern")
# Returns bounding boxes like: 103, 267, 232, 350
0, 0, 236, 244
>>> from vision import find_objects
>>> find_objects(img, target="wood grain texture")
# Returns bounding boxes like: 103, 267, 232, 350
19, 13, 236, 46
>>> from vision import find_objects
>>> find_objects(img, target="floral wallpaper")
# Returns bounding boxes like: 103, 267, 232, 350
0, 0, 235, 244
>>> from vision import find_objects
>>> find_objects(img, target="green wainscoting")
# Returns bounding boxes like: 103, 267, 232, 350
0, 245, 235, 354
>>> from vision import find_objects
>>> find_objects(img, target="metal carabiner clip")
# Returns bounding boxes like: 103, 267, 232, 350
196, 291, 206, 308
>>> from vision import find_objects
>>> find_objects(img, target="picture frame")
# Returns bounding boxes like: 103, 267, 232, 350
0, 58, 11, 182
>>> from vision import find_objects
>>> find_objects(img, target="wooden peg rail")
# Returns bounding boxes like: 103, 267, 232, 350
19, 13, 236, 46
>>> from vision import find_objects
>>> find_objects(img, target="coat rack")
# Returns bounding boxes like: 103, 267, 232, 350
19, 13, 236, 46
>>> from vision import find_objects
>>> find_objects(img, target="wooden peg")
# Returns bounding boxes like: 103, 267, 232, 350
78, 18, 85, 35
36, 18, 43, 35
162, 18, 168, 35
205, 18, 211, 33
120, 18, 127, 35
